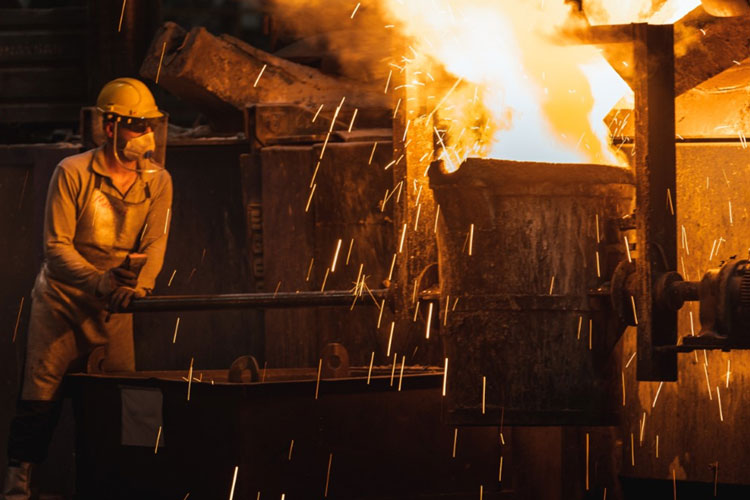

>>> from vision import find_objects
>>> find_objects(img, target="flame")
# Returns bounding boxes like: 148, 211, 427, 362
381, 0, 700, 170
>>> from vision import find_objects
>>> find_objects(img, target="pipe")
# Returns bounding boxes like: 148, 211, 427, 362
126, 289, 389, 313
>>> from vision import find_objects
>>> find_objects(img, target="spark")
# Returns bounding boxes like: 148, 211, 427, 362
350, 2, 360, 18
12, 297, 24, 343
652, 381, 664, 408
667, 188, 674, 215
482, 376, 486, 414
689, 311, 695, 336
167, 269, 176, 287
622, 371, 626, 406
398, 223, 407, 253
639, 411, 646, 445
288, 439, 294, 460
630, 296, 638, 325
595, 214, 600, 242
228, 466, 239, 500
729, 201, 734, 225
253, 64, 267, 87
384, 70, 392, 94
390, 353, 397, 386
155, 41, 167, 84
402, 119, 410, 141
626, 351, 636, 368
306, 258, 314, 282
596, 251, 601, 278
387, 322, 395, 356
624, 236, 632, 263
549, 275, 555, 295
312, 104, 324, 122
331, 239, 343, 273
709, 239, 717, 261
656, 435, 659, 458
452, 297, 459, 310
704, 363, 713, 400
172, 317, 180, 343
427, 77, 462, 120
716, 386, 724, 421
630, 433, 635, 466
305, 184, 316, 212
499, 456, 504, 481
118, 0, 127, 32
368, 142, 378, 165
324, 453, 333, 497
425, 302, 433, 339
348, 109, 358, 132
367, 352, 374, 385
377, 298, 385, 328
320, 268, 330, 292
398, 355, 406, 391
187, 357, 194, 401
393, 98, 401, 118
577, 316, 582, 340
443, 296, 449, 325
442, 357, 448, 396
681, 225, 689, 254
387, 253, 397, 281
452, 428, 458, 458
154, 425, 162, 454
589, 319, 593, 350
164, 208, 171, 234
413, 301, 421, 321
585, 433, 589, 490
309, 161, 321, 188
315, 358, 322, 399
726, 359, 731, 388
414, 204, 422, 231
434, 205, 440, 233
468, 224, 474, 256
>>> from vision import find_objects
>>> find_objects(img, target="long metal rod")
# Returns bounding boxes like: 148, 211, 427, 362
126, 289, 389, 313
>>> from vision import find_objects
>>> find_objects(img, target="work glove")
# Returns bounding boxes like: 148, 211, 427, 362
96, 267, 138, 296
108, 286, 146, 312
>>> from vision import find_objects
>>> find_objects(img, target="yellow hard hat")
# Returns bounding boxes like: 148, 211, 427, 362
96, 77, 163, 119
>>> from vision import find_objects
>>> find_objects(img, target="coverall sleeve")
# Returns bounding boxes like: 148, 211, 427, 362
136, 170, 173, 294
44, 165, 105, 296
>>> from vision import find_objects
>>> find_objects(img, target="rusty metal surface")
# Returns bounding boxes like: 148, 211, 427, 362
430, 158, 634, 425
66, 368, 512, 500
609, 55, 750, 140
140, 22, 389, 131
133, 142, 263, 372
633, 23, 678, 381
391, 61, 443, 366
261, 141, 395, 368
620, 142, 750, 485
597, 9, 750, 98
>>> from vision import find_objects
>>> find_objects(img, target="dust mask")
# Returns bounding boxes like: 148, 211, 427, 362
122, 132, 156, 161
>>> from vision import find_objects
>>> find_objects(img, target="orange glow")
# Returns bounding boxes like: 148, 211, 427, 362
382, 0, 700, 169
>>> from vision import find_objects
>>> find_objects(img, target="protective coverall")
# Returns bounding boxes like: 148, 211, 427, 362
7, 144, 172, 462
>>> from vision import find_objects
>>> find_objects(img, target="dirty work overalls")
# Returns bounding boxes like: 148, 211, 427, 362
22, 154, 152, 402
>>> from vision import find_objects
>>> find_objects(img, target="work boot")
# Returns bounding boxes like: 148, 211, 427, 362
1, 460, 32, 500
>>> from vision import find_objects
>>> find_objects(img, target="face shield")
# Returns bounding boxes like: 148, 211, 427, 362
86, 107, 169, 172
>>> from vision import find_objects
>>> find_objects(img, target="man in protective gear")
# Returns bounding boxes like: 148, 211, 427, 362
1, 78, 173, 499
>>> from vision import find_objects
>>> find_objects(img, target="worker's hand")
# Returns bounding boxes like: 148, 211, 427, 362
108, 286, 145, 312
111, 267, 138, 288
97, 267, 137, 296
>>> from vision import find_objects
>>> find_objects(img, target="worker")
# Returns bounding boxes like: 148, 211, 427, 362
1, 78, 173, 500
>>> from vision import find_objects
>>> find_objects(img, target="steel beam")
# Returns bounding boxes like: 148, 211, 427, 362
633, 23, 678, 381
